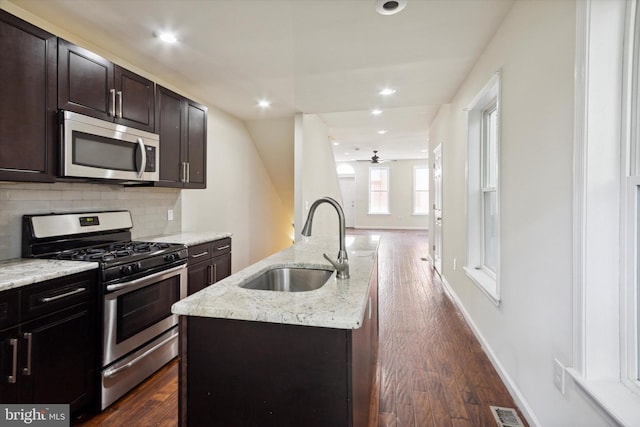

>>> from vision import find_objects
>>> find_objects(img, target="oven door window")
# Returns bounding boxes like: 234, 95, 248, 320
116, 275, 180, 343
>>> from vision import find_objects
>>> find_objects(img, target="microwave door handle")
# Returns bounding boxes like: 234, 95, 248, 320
136, 137, 146, 178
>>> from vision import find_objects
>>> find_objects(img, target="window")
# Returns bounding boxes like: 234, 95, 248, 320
369, 166, 389, 214
464, 72, 500, 303
413, 166, 429, 215
568, 1, 640, 425
482, 103, 498, 274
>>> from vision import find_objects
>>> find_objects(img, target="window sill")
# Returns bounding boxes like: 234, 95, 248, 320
464, 266, 500, 306
368, 212, 390, 215
567, 369, 640, 426
412, 212, 429, 216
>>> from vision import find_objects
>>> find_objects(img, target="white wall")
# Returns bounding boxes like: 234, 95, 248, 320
430, 1, 607, 425
181, 107, 292, 272
295, 114, 343, 239
339, 160, 428, 230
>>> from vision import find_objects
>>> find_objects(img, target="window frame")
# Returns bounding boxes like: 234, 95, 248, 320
464, 71, 501, 304
368, 165, 390, 215
568, 1, 640, 425
413, 165, 429, 215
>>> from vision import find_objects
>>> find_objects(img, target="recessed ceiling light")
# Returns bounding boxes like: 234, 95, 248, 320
379, 88, 396, 96
333, 141, 340, 146
421, 149, 428, 153
375, 0, 407, 16
371, 109, 383, 115
157, 32, 178, 44
258, 99, 271, 108
377, 130, 388, 134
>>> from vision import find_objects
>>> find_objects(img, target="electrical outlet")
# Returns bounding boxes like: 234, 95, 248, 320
553, 358, 565, 395
167, 209, 174, 221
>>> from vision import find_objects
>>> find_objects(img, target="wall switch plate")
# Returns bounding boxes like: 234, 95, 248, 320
167, 209, 174, 221
553, 358, 565, 395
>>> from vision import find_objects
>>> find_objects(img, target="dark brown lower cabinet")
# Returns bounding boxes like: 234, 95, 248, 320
179, 257, 378, 427
0, 271, 98, 416
187, 238, 231, 295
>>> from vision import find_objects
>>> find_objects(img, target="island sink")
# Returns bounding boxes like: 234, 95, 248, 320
240, 266, 333, 292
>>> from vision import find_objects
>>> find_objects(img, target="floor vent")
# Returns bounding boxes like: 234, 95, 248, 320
490, 406, 524, 427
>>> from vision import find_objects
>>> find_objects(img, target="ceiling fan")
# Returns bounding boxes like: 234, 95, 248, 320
355, 150, 395, 163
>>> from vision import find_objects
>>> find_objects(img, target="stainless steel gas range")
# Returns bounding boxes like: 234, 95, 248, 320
22, 210, 187, 410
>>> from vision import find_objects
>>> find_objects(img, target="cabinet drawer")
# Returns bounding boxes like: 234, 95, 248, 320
210, 238, 231, 257
0, 290, 19, 330
188, 243, 212, 264
21, 271, 96, 322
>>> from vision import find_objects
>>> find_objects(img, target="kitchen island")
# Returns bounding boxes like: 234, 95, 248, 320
172, 235, 379, 427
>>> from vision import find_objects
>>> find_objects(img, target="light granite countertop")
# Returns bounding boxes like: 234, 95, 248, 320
0, 258, 99, 292
145, 231, 232, 247
171, 234, 380, 329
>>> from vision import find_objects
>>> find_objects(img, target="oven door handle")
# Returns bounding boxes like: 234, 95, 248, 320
106, 264, 186, 292
103, 332, 177, 378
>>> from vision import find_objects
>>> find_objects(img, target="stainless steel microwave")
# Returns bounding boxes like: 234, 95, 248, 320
60, 111, 159, 182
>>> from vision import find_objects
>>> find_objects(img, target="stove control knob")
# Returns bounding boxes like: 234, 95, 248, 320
132, 262, 142, 272
121, 265, 134, 275
164, 253, 177, 262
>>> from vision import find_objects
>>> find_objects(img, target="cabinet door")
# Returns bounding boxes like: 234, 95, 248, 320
212, 253, 231, 283
155, 85, 185, 187
114, 65, 155, 132
184, 100, 207, 189
0, 11, 57, 182
21, 304, 96, 413
58, 39, 114, 121
0, 326, 20, 403
187, 259, 211, 296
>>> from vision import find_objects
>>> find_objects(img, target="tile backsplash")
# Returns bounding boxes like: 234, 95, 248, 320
0, 181, 182, 260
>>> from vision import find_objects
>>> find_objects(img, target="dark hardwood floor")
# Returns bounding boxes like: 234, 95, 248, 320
76, 229, 526, 427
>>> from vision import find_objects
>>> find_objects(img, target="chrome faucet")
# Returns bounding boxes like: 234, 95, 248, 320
301, 197, 350, 279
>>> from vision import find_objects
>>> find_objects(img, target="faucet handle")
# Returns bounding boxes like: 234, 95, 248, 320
323, 253, 350, 280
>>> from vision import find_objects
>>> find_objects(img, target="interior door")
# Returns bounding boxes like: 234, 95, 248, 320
433, 144, 443, 274
339, 176, 356, 228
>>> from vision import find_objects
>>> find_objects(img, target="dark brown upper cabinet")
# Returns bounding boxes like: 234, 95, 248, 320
58, 39, 155, 133
155, 85, 207, 189
0, 10, 57, 182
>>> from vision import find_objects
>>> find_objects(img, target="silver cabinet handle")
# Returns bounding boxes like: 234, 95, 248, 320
7, 338, 17, 384
207, 265, 214, 285
136, 137, 146, 179
117, 90, 123, 118
190, 251, 209, 259
215, 245, 230, 251
186, 162, 190, 183
109, 89, 116, 116
23, 333, 32, 376
39, 287, 86, 303
213, 263, 217, 283
181, 162, 187, 183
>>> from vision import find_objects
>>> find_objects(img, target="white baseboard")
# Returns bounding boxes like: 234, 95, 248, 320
439, 274, 541, 427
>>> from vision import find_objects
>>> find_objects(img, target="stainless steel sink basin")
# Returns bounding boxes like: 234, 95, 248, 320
240, 267, 333, 292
